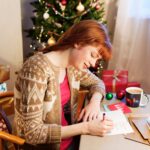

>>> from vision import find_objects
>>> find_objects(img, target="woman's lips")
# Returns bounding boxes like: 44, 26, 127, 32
84, 63, 89, 69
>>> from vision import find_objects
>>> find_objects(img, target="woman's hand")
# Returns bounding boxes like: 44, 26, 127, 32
84, 118, 114, 136
78, 92, 103, 122
61, 116, 113, 139
78, 100, 101, 122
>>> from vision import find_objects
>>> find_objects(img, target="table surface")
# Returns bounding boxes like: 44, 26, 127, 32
79, 94, 150, 150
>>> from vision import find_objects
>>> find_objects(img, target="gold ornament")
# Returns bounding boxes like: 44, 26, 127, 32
55, 22, 62, 28
48, 36, 56, 46
76, 2, 85, 12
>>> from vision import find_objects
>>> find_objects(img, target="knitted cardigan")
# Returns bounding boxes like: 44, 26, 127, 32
14, 52, 105, 149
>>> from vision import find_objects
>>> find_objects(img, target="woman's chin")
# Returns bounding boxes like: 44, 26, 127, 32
80, 66, 88, 71
72, 64, 87, 71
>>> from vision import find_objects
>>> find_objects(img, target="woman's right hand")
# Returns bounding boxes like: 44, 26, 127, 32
84, 118, 114, 136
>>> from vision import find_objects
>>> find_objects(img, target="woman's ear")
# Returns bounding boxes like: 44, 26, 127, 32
74, 43, 81, 49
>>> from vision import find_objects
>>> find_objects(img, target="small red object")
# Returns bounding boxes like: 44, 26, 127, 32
46, 3, 51, 7
108, 102, 132, 114
116, 90, 126, 100
61, 0, 67, 5
95, 4, 100, 10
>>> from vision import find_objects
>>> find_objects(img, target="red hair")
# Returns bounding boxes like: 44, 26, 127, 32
42, 20, 112, 60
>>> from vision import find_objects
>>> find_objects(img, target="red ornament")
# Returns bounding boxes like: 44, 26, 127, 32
116, 90, 126, 100
46, 3, 51, 7
95, 4, 100, 10
61, 0, 67, 5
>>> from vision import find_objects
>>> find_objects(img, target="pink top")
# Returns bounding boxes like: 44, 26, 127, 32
60, 75, 73, 150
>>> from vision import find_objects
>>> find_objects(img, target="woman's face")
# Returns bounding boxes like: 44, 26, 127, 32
69, 44, 102, 70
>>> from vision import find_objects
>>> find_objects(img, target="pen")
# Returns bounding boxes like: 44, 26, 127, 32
102, 113, 106, 121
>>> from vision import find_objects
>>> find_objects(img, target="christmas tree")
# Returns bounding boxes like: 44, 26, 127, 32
26, 0, 107, 76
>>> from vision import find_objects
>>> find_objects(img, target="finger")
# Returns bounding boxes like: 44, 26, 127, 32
97, 114, 102, 120
105, 125, 114, 132
83, 112, 90, 122
88, 113, 94, 121
104, 119, 114, 126
104, 117, 112, 121
78, 109, 85, 121
100, 122, 113, 133
96, 113, 100, 119
92, 113, 97, 120
102, 122, 113, 129
103, 122, 114, 131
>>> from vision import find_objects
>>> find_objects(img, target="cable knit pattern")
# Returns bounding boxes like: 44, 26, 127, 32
14, 52, 105, 149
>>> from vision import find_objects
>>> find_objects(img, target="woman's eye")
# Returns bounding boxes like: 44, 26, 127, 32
91, 52, 98, 58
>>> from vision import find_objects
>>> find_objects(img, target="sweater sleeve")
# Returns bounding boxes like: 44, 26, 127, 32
77, 69, 106, 98
14, 60, 61, 145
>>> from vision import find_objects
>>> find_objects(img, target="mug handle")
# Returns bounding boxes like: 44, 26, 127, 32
140, 93, 149, 107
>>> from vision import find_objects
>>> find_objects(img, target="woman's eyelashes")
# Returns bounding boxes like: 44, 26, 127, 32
91, 52, 99, 59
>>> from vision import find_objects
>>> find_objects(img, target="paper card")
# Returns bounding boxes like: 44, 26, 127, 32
108, 102, 132, 114
105, 110, 134, 135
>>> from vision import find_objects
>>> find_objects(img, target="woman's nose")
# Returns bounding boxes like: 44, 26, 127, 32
91, 59, 98, 68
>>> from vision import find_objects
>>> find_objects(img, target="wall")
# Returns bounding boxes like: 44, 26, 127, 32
21, 0, 34, 58
0, 0, 23, 90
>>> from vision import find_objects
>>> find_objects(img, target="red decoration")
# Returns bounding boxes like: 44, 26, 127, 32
127, 82, 141, 88
108, 102, 132, 114
46, 3, 51, 7
116, 90, 126, 100
102, 70, 128, 93
95, 4, 100, 10
61, 0, 67, 5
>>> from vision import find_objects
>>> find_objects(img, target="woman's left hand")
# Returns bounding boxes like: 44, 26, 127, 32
78, 92, 103, 122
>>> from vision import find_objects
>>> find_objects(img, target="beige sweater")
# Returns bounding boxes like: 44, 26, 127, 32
14, 52, 105, 149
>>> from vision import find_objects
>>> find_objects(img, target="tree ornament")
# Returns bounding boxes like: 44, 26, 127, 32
59, 3, 66, 11
46, 3, 51, 8
43, 12, 49, 20
76, 2, 85, 12
48, 36, 56, 46
55, 22, 62, 28
59, 0, 66, 11
30, 44, 33, 48
106, 92, 113, 100
95, 4, 100, 10
61, 0, 67, 6
116, 90, 126, 100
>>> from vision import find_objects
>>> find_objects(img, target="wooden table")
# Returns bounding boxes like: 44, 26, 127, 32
0, 97, 14, 116
79, 94, 150, 150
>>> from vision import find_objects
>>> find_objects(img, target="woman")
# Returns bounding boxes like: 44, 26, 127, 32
14, 20, 113, 150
